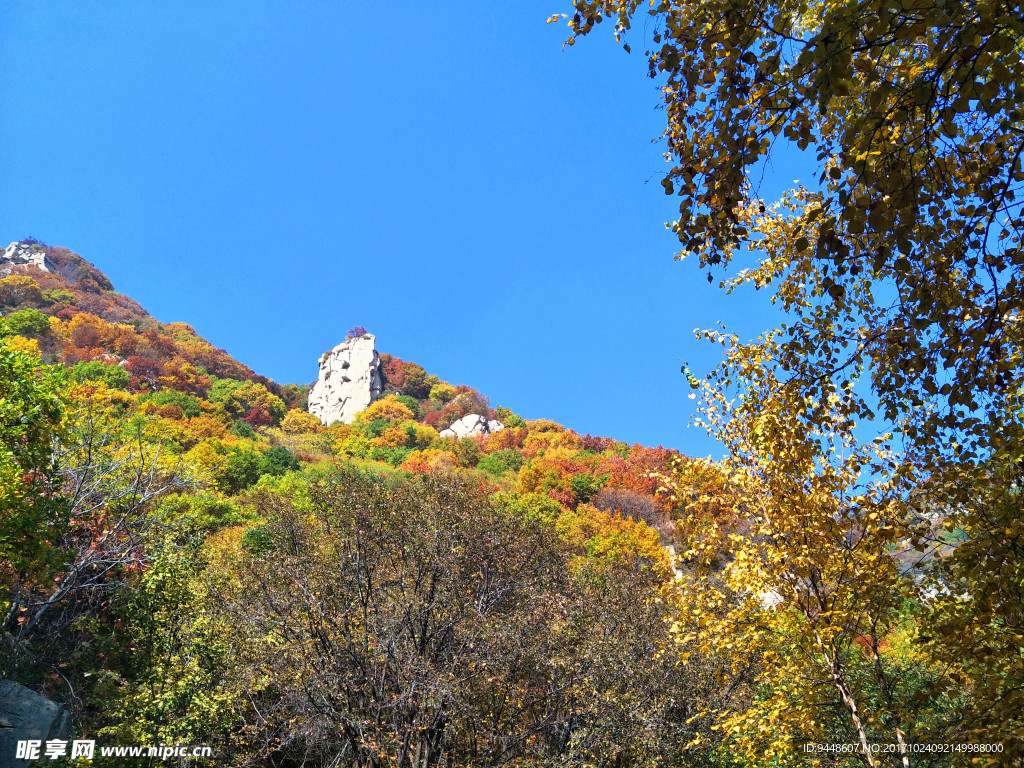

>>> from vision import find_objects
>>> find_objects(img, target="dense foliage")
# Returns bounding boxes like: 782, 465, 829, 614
4, 0, 1022, 758
560, 0, 1024, 764
1, 245, 729, 766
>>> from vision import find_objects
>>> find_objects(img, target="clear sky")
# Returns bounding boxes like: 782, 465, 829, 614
1, 1, 808, 454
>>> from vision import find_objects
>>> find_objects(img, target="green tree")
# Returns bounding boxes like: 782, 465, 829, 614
0, 308, 52, 338
72, 360, 131, 389
0, 349, 66, 607
477, 448, 525, 477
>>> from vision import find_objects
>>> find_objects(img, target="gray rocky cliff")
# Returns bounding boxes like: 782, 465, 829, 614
1, 242, 52, 276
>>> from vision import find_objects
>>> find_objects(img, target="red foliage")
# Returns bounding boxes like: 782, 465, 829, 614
599, 445, 678, 510
580, 433, 613, 452
126, 356, 164, 379
482, 426, 526, 451
242, 407, 274, 428
71, 323, 102, 350
157, 404, 184, 420
143, 328, 178, 358
423, 411, 446, 429
548, 488, 575, 508
380, 354, 407, 390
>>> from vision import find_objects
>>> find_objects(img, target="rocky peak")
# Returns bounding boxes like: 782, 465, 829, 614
307, 334, 384, 425
1, 241, 52, 275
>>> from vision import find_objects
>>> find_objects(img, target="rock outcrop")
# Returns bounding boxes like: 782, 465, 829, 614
439, 414, 504, 439
0, 681, 72, 767
308, 334, 384, 425
1, 242, 52, 275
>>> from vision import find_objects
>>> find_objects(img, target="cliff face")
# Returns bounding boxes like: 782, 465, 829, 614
307, 334, 384, 425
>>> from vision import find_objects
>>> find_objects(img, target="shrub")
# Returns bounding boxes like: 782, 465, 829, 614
477, 449, 525, 477
354, 395, 415, 426
454, 437, 480, 468
281, 409, 321, 434
207, 377, 244, 404
495, 405, 527, 429
393, 394, 423, 420
0, 276, 43, 308
1, 308, 51, 337
592, 488, 672, 539
241, 527, 274, 554
71, 360, 131, 389
42, 288, 76, 307
368, 446, 412, 467
221, 449, 264, 494
429, 382, 457, 405
261, 446, 300, 477
569, 473, 609, 506
148, 389, 202, 418
125, 355, 164, 379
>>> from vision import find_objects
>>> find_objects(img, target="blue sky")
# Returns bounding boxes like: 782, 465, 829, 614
0, 1, 806, 454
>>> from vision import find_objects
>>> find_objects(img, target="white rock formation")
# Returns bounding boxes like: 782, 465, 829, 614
308, 334, 384, 425
439, 414, 504, 439
1, 241, 52, 274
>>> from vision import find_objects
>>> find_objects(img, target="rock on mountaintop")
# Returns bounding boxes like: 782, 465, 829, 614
308, 334, 384, 425
440, 414, 504, 439
1, 241, 52, 275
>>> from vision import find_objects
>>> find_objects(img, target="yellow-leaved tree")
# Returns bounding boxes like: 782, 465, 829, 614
564, 0, 1024, 763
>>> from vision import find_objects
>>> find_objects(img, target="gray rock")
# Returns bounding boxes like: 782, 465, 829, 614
308, 334, 384, 425
0, 242, 52, 275
439, 414, 504, 439
0, 681, 72, 767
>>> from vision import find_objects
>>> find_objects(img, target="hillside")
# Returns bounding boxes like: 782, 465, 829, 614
3, 242, 742, 765
0, 239, 707, 515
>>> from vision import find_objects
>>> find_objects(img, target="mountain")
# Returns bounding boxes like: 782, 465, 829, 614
0, 239, 691, 513
0, 239, 750, 767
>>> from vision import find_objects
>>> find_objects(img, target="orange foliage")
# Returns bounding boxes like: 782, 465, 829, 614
186, 416, 230, 440
370, 425, 412, 449
400, 449, 459, 473
481, 426, 526, 451
598, 445, 678, 508
159, 358, 212, 396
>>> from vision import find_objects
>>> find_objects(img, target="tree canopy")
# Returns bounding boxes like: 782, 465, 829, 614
564, 0, 1024, 761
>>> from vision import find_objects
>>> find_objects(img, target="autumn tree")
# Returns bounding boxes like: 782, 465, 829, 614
564, 0, 1024, 759
0, 349, 66, 619
3, 387, 195, 684
206, 473, 703, 767
0, 275, 44, 308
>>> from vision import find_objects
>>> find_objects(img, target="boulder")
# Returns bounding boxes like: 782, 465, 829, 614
1, 242, 52, 275
308, 334, 384, 425
439, 414, 504, 439
0, 681, 72, 767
